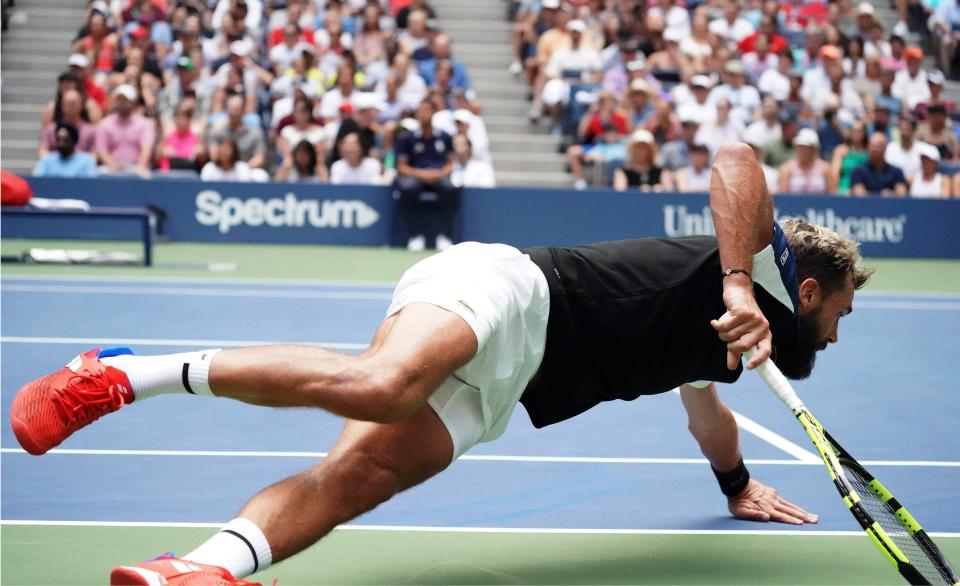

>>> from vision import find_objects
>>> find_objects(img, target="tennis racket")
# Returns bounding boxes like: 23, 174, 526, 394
747, 351, 960, 585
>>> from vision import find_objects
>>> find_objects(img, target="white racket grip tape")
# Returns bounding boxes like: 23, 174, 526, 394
745, 349, 806, 412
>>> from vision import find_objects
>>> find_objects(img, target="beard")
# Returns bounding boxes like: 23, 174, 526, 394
57, 146, 74, 158
771, 311, 828, 380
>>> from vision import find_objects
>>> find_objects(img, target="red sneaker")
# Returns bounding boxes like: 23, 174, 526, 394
10, 349, 134, 455
110, 555, 262, 586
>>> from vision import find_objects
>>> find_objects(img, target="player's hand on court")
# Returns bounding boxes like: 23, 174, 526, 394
711, 280, 771, 370
728, 479, 819, 525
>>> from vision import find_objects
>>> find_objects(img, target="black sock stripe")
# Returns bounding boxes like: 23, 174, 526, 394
222, 529, 259, 573
182, 363, 195, 395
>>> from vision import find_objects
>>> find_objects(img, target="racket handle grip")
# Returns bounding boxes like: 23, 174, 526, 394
745, 349, 805, 412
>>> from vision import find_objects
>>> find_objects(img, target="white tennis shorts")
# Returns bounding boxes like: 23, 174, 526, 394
386, 242, 550, 461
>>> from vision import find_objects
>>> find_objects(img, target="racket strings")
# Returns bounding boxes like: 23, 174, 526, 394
842, 464, 954, 584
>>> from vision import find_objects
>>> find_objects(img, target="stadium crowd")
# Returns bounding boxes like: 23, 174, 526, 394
510, 0, 960, 197
34, 0, 497, 202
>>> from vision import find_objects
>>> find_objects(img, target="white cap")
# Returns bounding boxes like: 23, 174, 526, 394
68, 53, 90, 68
690, 74, 714, 88
229, 40, 250, 57
113, 83, 138, 102
919, 142, 941, 161
354, 92, 384, 111
795, 127, 820, 147
629, 78, 653, 94
453, 108, 473, 124
541, 0, 561, 9
928, 70, 946, 85
399, 117, 421, 132
567, 19, 587, 33
663, 27, 684, 42
857, 1, 875, 15
628, 128, 655, 146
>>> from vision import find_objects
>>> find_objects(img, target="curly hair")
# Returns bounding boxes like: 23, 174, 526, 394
780, 216, 875, 294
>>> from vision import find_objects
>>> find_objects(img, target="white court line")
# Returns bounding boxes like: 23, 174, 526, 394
1, 520, 957, 538
5, 283, 958, 310
0, 284, 393, 300
0, 274, 399, 288
0, 336, 368, 351
3, 448, 956, 467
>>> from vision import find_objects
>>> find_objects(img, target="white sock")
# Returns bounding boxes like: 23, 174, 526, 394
101, 349, 221, 401
183, 517, 273, 579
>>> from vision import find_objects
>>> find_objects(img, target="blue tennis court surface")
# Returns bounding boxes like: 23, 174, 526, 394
3, 275, 958, 535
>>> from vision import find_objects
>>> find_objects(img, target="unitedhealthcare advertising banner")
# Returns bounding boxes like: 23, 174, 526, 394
19, 178, 960, 258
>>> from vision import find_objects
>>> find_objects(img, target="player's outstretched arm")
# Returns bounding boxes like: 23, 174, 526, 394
680, 383, 818, 525
709, 143, 774, 370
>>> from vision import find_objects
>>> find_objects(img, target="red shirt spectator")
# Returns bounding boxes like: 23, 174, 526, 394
584, 112, 628, 144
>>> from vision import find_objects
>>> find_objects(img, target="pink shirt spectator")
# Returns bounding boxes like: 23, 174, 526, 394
42, 121, 96, 153
95, 113, 156, 167
159, 128, 200, 171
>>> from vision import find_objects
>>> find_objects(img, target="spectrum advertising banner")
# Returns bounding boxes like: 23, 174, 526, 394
18, 177, 960, 258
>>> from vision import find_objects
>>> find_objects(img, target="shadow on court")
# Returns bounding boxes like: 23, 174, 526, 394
6, 525, 953, 585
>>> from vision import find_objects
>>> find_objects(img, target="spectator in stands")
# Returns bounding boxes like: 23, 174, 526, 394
679, 13, 715, 69
842, 35, 866, 79
354, 5, 388, 72
913, 70, 956, 119
73, 11, 117, 85
932, 0, 960, 76
778, 128, 832, 194
211, 40, 271, 122
528, 6, 573, 122
451, 134, 496, 188
207, 94, 266, 169
624, 78, 656, 129
67, 53, 107, 112
160, 54, 214, 122
892, 47, 931, 111
33, 122, 98, 178
567, 90, 628, 189
695, 99, 743, 157
710, 60, 760, 127
854, 56, 882, 104
817, 100, 846, 160
276, 139, 326, 183
538, 19, 602, 131
328, 92, 382, 165
399, 9, 431, 56
745, 97, 782, 149
673, 143, 712, 192
452, 109, 491, 163
613, 129, 672, 191
661, 117, 699, 171
739, 14, 788, 57
674, 75, 717, 126
278, 96, 326, 166
43, 69, 104, 130
394, 98, 459, 252
916, 103, 960, 160
396, 0, 436, 30
757, 47, 792, 101
269, 23, 312, 72
830, 118, 870, 195
910, 143, 953, 198
168, 13, 216, 68
94, 84, 155, 178
157, 102, 204, 173
709, 0, 755, 43
321, 62, 361, 120
885, 117, 926, 183
744, 125, 781, 194
39, 89, 97, 158
763, 114, 799, 169
376, 52, 428, 111
647, 27, 693, 83
418, 34, 473, 97
201, 136, 265, 181
851, 133, 908, 196
741, 33, 779, 86
266, 0, 315, 47
329, 132, 383, 185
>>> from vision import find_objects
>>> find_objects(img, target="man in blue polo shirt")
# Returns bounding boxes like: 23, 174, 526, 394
33, 123, 98, 178
851, 133, 907, 197
395, 98, 460, 252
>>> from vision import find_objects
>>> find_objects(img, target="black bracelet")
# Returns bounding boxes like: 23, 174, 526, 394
721, 268, 752, 280
712, 458, 751, 497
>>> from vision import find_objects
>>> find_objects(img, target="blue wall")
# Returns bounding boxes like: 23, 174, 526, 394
9, 177, 960, 258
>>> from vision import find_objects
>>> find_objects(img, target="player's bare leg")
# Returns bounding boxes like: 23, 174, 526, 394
236, 403, 454, 563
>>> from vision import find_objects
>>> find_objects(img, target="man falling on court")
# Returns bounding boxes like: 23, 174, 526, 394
10, 144, 872, 585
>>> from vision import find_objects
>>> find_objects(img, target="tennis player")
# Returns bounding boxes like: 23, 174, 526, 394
11, 143, 872, 586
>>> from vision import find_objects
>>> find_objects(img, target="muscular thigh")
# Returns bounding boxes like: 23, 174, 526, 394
362, 302, 478, 405
332, 403, 454, 490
